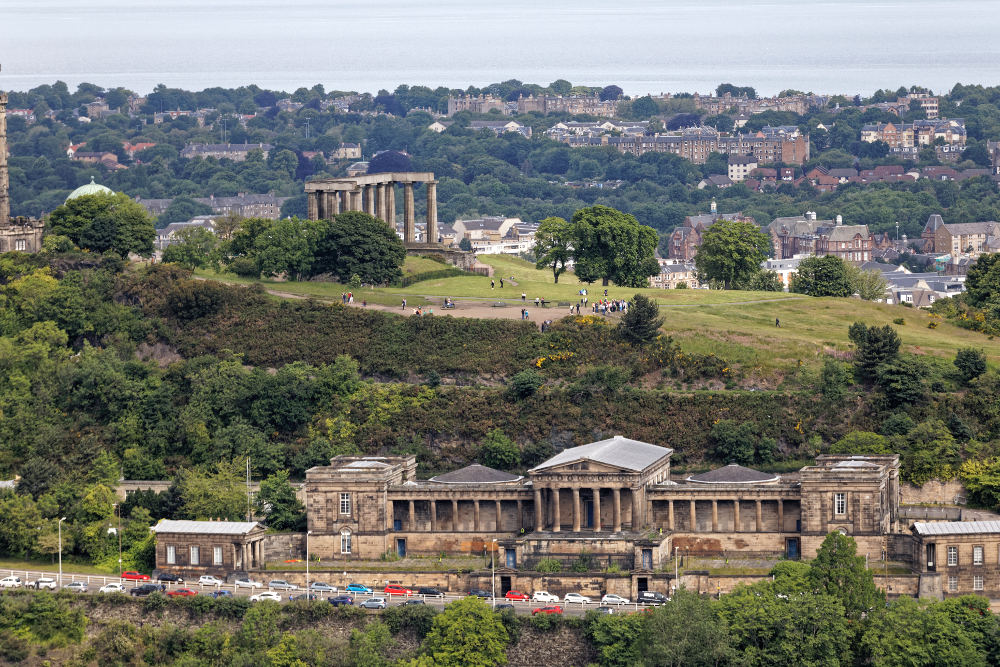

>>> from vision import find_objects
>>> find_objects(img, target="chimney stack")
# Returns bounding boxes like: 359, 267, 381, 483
836, 214, 843, 225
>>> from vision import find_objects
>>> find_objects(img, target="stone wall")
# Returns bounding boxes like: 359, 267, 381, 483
261, 533, 305, 562
901, 479, 966, 505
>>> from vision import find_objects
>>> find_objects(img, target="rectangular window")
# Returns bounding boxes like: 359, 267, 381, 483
166, 545, 176, 565
190, 546, 200, 566
341, 531, 352, 555
15, 240, 26, 251
974, 546, 984, 565
949, 576, 958, 592
214, 546, 223, 566
340, 493, 351, 515
947, 546, 958, 566
974, 575, 984, 591
834, 493, 846, 515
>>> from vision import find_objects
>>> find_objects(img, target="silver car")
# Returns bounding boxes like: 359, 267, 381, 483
64, 581, 88, 593
360, 597, 386, 609
268, 579, 299, 590
309, 582, 337, 592
234, 577, 263, 589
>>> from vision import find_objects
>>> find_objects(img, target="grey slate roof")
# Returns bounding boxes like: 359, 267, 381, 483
913, 521, 1000, 536
530, 435, 672, 473
822, 224, 869, 242
429, 464, 522, 484
151, 520, 261, 535
686, 463, 779, 484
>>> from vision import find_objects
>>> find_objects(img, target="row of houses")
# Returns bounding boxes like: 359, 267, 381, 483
860, 119, 966, 150
428, 119, 533, 138
136, 192, 291, 219
446, 94, 618, 118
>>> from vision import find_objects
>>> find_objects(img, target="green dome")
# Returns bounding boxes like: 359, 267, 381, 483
65, 177, 113, 202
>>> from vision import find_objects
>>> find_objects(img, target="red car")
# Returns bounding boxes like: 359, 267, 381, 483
166, 588, 198, 597
505, 590, 529, 601
121, 571, 150, 581
532, 605, 563, 615
384, 585, 413, 597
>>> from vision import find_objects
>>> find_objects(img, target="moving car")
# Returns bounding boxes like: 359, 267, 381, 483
563, 593, 592, 604
268, 580, 299, 590
504, 590, 529, 601
309, 582, 337, 592
328, 595, 354, 607
211, 590, 233, 598
122, 571, 150, 582
417, 587, 444, 598
468, 588, 492, 598
64, 581, 88, 593
401, 599, 425, 606
199, 575, 225, 587
636, 591, 669, 605
532, 605, 563, 615
234, 577, 263, 589
157, 573, 184, 584
384, 584, 413, 596
99, 583, 126, 594
601, 594, 629, 605
360, 597, 386, 609
0, 576, 23, 589
250, 591, 282, 602
531, 591, 559, 603
29, 577, 57, 590
130, 583, 165, 596
289, 593, 319, 602
345, 583, 372, 593
166, 588, 198, 597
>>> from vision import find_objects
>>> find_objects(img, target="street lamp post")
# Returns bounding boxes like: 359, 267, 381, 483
491, 539, 497, 609
111, 503, 122, 577
305, 530, 312, 600
58, 517, 66, 588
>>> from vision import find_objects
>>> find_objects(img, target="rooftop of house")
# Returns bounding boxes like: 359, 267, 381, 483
151, 519, 261, 535
529, 436, 672, 474
913, 521, 1000, 536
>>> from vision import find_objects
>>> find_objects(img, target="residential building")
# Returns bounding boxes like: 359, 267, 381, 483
728, 154, 758, 182
180, 143, 272, 161
193, 193, 290, 219
762, 256, 806, 290
768, 212, 873, 264
591, 126, 809, 165
446, 95, 507, 116
666, 207, 755, 260
468, 120, 532, 138
651, 260, 699, 289
346, 162, 369, 177
155, 217, 218, 250
151, 520, 268, 578
329, 143, 362, 160
698, 174, 734, 189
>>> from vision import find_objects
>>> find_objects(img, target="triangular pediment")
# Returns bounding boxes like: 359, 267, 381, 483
534, 459, 631, 475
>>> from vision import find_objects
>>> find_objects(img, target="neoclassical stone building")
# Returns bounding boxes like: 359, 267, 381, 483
303, 436, 902, 570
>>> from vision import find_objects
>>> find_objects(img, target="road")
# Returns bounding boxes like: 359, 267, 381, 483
0, 567, 651, 617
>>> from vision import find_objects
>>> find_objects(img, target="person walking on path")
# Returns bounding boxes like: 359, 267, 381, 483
775, 318, 780, 327
500, 277, 504, 288
402, 298, 407, 309
522, 292, 526, 301
491, 279, 495, 289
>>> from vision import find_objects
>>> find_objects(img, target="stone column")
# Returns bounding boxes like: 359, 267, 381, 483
474, 500, 481, 532
404, 182, 415, 243
386, 182, 396, 225
495, 500, 502, 532
350, 188, 362, 211
516, 500, 523, 530
452, 499, 459, 531
777, 499, 784, 533
375, 183, 386, 220
690, 500, 697, 532
426, 180, 438, 244
333, 190, 342, 215
668, 500, 675, 531
552, 488, 561, 533
408, 500, 415, 531
632, 490, 642, 530
307, 192, 318, 220
534, 489, 544, 532
755, 500, 762, 533
430, 500, 437, 531
593, 488, 601, 532
571, 488, 581, 532
711, 500, 718, 532
613, 488, 622, 532
387, 500, 394, 529
733, 499, 741, 532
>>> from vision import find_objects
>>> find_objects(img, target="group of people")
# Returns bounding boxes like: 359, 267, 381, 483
519, 308, 530, 320
592, 299, 629, 315
341, 292, 355, 304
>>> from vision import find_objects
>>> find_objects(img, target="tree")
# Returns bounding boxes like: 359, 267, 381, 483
368, 150, 412, 174
478, 429, 520, 471
48, 192, 154, 258
176, 460, 249, 521
253, 218, 326, 280
161, 227, 218, 270
629, 96, 660, 118
458, 237, 472, 252
709, 420, 775, 466
830, 431, 890, 455
586, 610, 646, 667
769, 561, 812, 595
156, 196, 213, 226
859, 597, 986, 667
599, 85, 624, 101
639, 588, 733, 666
571, 205, 659, 287
533, 216, 573, 283
808, 532, 884, 622
694, 220, 771, 289
415, 596, 509, 667
255, 470, 305, 531
875, 356, 927, 407
820, 358, 851, 400
965, 253, 1000, 308
955, 348, 988, 384
312, 211, 406, 284
848, 322, 900, 382
847, 264, 889, 301
506, 369, 542, 400
617, 293, 664, 345
790, 255, 853, 297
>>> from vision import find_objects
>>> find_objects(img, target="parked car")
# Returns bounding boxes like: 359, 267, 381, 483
636, 591, 669, 605
601, 594, 629, 605
531, 591, 559, 603
166, 588, 198, 597
468, 588, 492, 598
250, 591, 282, 602
29, 577, 57, 590
64, 581, 88, 593
345, 583, 372, 593
99, 583, 126, 594
532, 605, 563, 615
495, 603, 515, 611
595, 606, 615, 615
417, 587, 443, 598
157, 573, 184, 584
211, 589, 233, 599
328, 595, 354, 606
130, 583, 165, 596
234, 577, 263, 589
384, 584, 413, 596
563, 593, 592, 604
0, 576, 23, 589
504, 590, 529, 601
121, 571, 150, 582
360, 597, 386, 609
199, 575, 225, 587
268, 580, 299, 590
289, 593, 319, 602
309, 582, 337, 592
401, 599, 425, 606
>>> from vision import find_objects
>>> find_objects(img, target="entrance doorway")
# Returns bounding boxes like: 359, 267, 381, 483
500, 575, 512, 596
506, 550, 517, 569
785, 538, 799, 559
584, 500, 594, 529
642, 549, 653, 570
396, 538, 406, 558
926, 543, 936, 572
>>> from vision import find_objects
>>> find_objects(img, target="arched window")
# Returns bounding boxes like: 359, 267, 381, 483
340, 528, 352, 555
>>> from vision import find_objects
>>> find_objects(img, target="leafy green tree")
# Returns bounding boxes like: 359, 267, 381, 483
161, 227, 218, 270
639, 588, 733, 666
742, 269, 783, 292
820, 358, 851, 400
955, 348, 988, 384
177, 460, 250, 520
808, 532, 884, 622
255, 470, 306, 531
48, 192, 155, 258
0, 491, 43, 556
859, 597, 986, 667
875, 356, 927, 407
791, 255, 853, 297
458, 237, 472, 252
934, 595, 1000, 663
586, 610, 646, 667
709, 420, 774, 466
768, 561, 812, 595
413, 596, 509, 667
617, 293, 664, 345
694, 220, 771, 289
848, 322, 900, 382
901, 419, 961, 485
534, 216, 574, 283
368, 150, 412, 173
350, 621, 393, 667
506, 369, 542, 400
312, 211, 406, 284
254, 217, 326, 280
965, 253, 1000, 308
959, 457, 1000, 510
830, 431, 890, 455
571, 205, 659, 287
478, 428, 520, 471
847, 264, 889, 301
156, 196, 214, 226
599, 85, 624, 101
